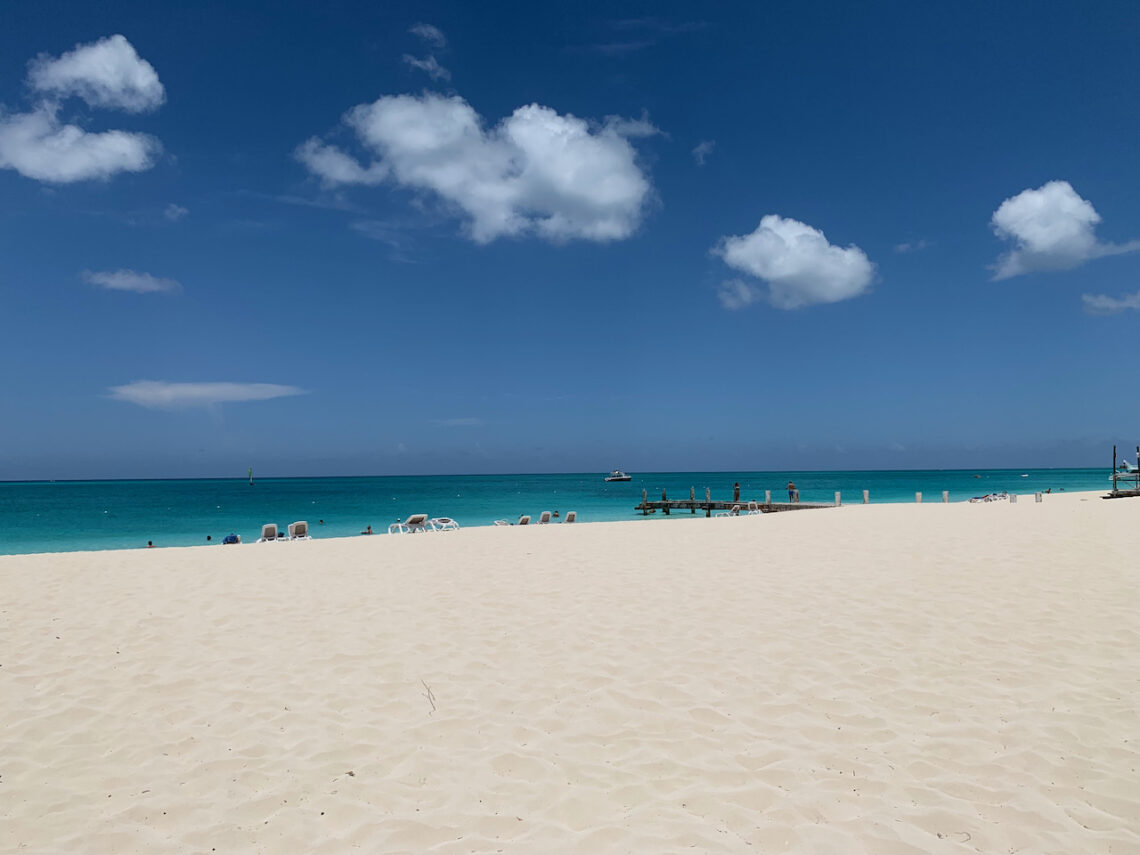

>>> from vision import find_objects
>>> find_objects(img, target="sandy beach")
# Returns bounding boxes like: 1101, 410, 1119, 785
3, 491, 1138, 853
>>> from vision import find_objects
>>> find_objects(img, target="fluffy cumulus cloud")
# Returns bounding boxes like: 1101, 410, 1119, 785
0, 104, 159, 182
27, 34, 165, 112
0, 34, 164, 183
990, 180, 1140, 279
109, 381, 307, 409
714, 215, 874, 310
83, 268, 180, 294
296, 92, 655, 243
1081, 290, 1140, 315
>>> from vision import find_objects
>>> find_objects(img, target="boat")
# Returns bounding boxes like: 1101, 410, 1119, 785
605, 470, 632, 482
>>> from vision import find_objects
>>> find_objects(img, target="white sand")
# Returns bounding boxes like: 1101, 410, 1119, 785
3, 492, 1139, 853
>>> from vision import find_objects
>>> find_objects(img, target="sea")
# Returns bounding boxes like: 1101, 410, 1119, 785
0, 468, 1111, 556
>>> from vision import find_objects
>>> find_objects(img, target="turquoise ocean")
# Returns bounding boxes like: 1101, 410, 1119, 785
0, 468, 1110, 555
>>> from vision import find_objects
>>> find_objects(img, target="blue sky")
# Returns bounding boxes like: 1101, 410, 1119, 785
2, 1, 1139, 479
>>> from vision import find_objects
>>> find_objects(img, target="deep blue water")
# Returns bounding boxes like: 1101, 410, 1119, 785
0, 468, 1109, 555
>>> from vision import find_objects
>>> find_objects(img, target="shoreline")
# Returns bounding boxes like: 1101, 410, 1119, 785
0, 487, 1114, 559
4, 491, 1138, 852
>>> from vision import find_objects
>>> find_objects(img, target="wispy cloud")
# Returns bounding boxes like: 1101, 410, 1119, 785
430, 417, 484, 427
409, 23, 447, 48
83, 268, 181, 294
990, 180, 1140, 279
583, 18, 707, 54
692, 139, 715, 165
164, 203, 188, 221
402, 53, 450, 81
1082, 289, 1140, 315
894, 238, 930, 253
109, 381, 307, 409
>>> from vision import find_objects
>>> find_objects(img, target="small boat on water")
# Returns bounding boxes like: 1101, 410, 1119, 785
605, 470, 632, 482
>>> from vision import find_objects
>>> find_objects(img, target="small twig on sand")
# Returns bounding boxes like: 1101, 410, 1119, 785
421, 679, 436, 714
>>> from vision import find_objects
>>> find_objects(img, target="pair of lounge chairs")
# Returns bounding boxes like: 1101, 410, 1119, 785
257, 521, 311, 542
387, 515, 460, 534
715, 502, 762, 518
493, 511, 577, 526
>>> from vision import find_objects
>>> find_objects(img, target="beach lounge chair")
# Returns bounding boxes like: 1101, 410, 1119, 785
288, 521, 310, 540
715, 505, 742, 518
405, 513, 432, 533
257, 523, 278, 542
517, 515, 531, 526
747, 501, 761, 515
563, 511, 576, 523
430, 517, 459, 531
388, 521, 409, 534
537, 511, 552, 524
493, 519, 510, 526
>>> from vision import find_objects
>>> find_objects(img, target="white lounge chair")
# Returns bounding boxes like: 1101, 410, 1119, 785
405, 513, 432, 533
517, 515, 531, 526
388, 521, 409, 534
563, 511, 577, 523
257, 523, 278, 542
537, 511, 552, 524
492, 519, 510, 526
746, 501, 761, 515
715, 504, 742, 518
288, 521, 311, 540
430, 517, 459, 531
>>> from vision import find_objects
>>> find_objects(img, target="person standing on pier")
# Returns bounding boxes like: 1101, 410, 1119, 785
733, 482, 740, 503
787, 481, 796, 502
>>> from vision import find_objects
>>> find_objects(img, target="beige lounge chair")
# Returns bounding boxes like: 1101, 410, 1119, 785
405, 513, 431, 533
563, 511, 577, 523
289, 521, 310, 540
517, 515, 531, 526
257, 523, 278, 542
537, 511, 552, 524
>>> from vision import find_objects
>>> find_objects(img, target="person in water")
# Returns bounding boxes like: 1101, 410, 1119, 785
787, 481, 796, 502
362, 525, 373, 535
147, 541, 154, 548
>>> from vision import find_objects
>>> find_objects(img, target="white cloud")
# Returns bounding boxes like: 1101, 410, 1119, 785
109, 381, 307, 409
1082, 290, 1140, 315
297, 92, 655, 243
164, 203, 188, 221
692, 139, 715, 165
409, 23, 447, 48
28, 34, 165, 112
402, 53, 451, 81
894, 238, 930, 253
83, 268, 181, 294
990, 180, 1140, 279
716, 278, 761, 310
714, 215, 874, 309
0, 103, 160, 182
295, 137, 387, 186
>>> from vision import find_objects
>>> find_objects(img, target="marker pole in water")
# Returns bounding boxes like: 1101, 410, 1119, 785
863, 490, 869, 504
916, 492, 922, 503
942, 490, 949, 503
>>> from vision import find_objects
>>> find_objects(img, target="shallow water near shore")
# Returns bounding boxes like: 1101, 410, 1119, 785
0, 468, 1108, 555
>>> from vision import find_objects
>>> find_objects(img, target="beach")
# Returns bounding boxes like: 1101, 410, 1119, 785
3, 491, 1138, 853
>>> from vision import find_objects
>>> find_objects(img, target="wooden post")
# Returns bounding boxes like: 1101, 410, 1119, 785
942, 490, 949, 503
765, 489, 771, 505
690, 486, 696, 513
1010, 493, 1017, 503
705, 487, 711, 517
1113, 445, 1117, 494
862, 489, 869, 504
915, 492, 922, 503
793, 489, 800, 503
1035, 492, 1042, 502
662, 488, 669, 515
834, 491, 841, 506
641, 489, 648, 516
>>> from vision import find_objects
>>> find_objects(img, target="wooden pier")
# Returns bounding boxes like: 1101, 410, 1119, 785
636, 488, 831, 517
